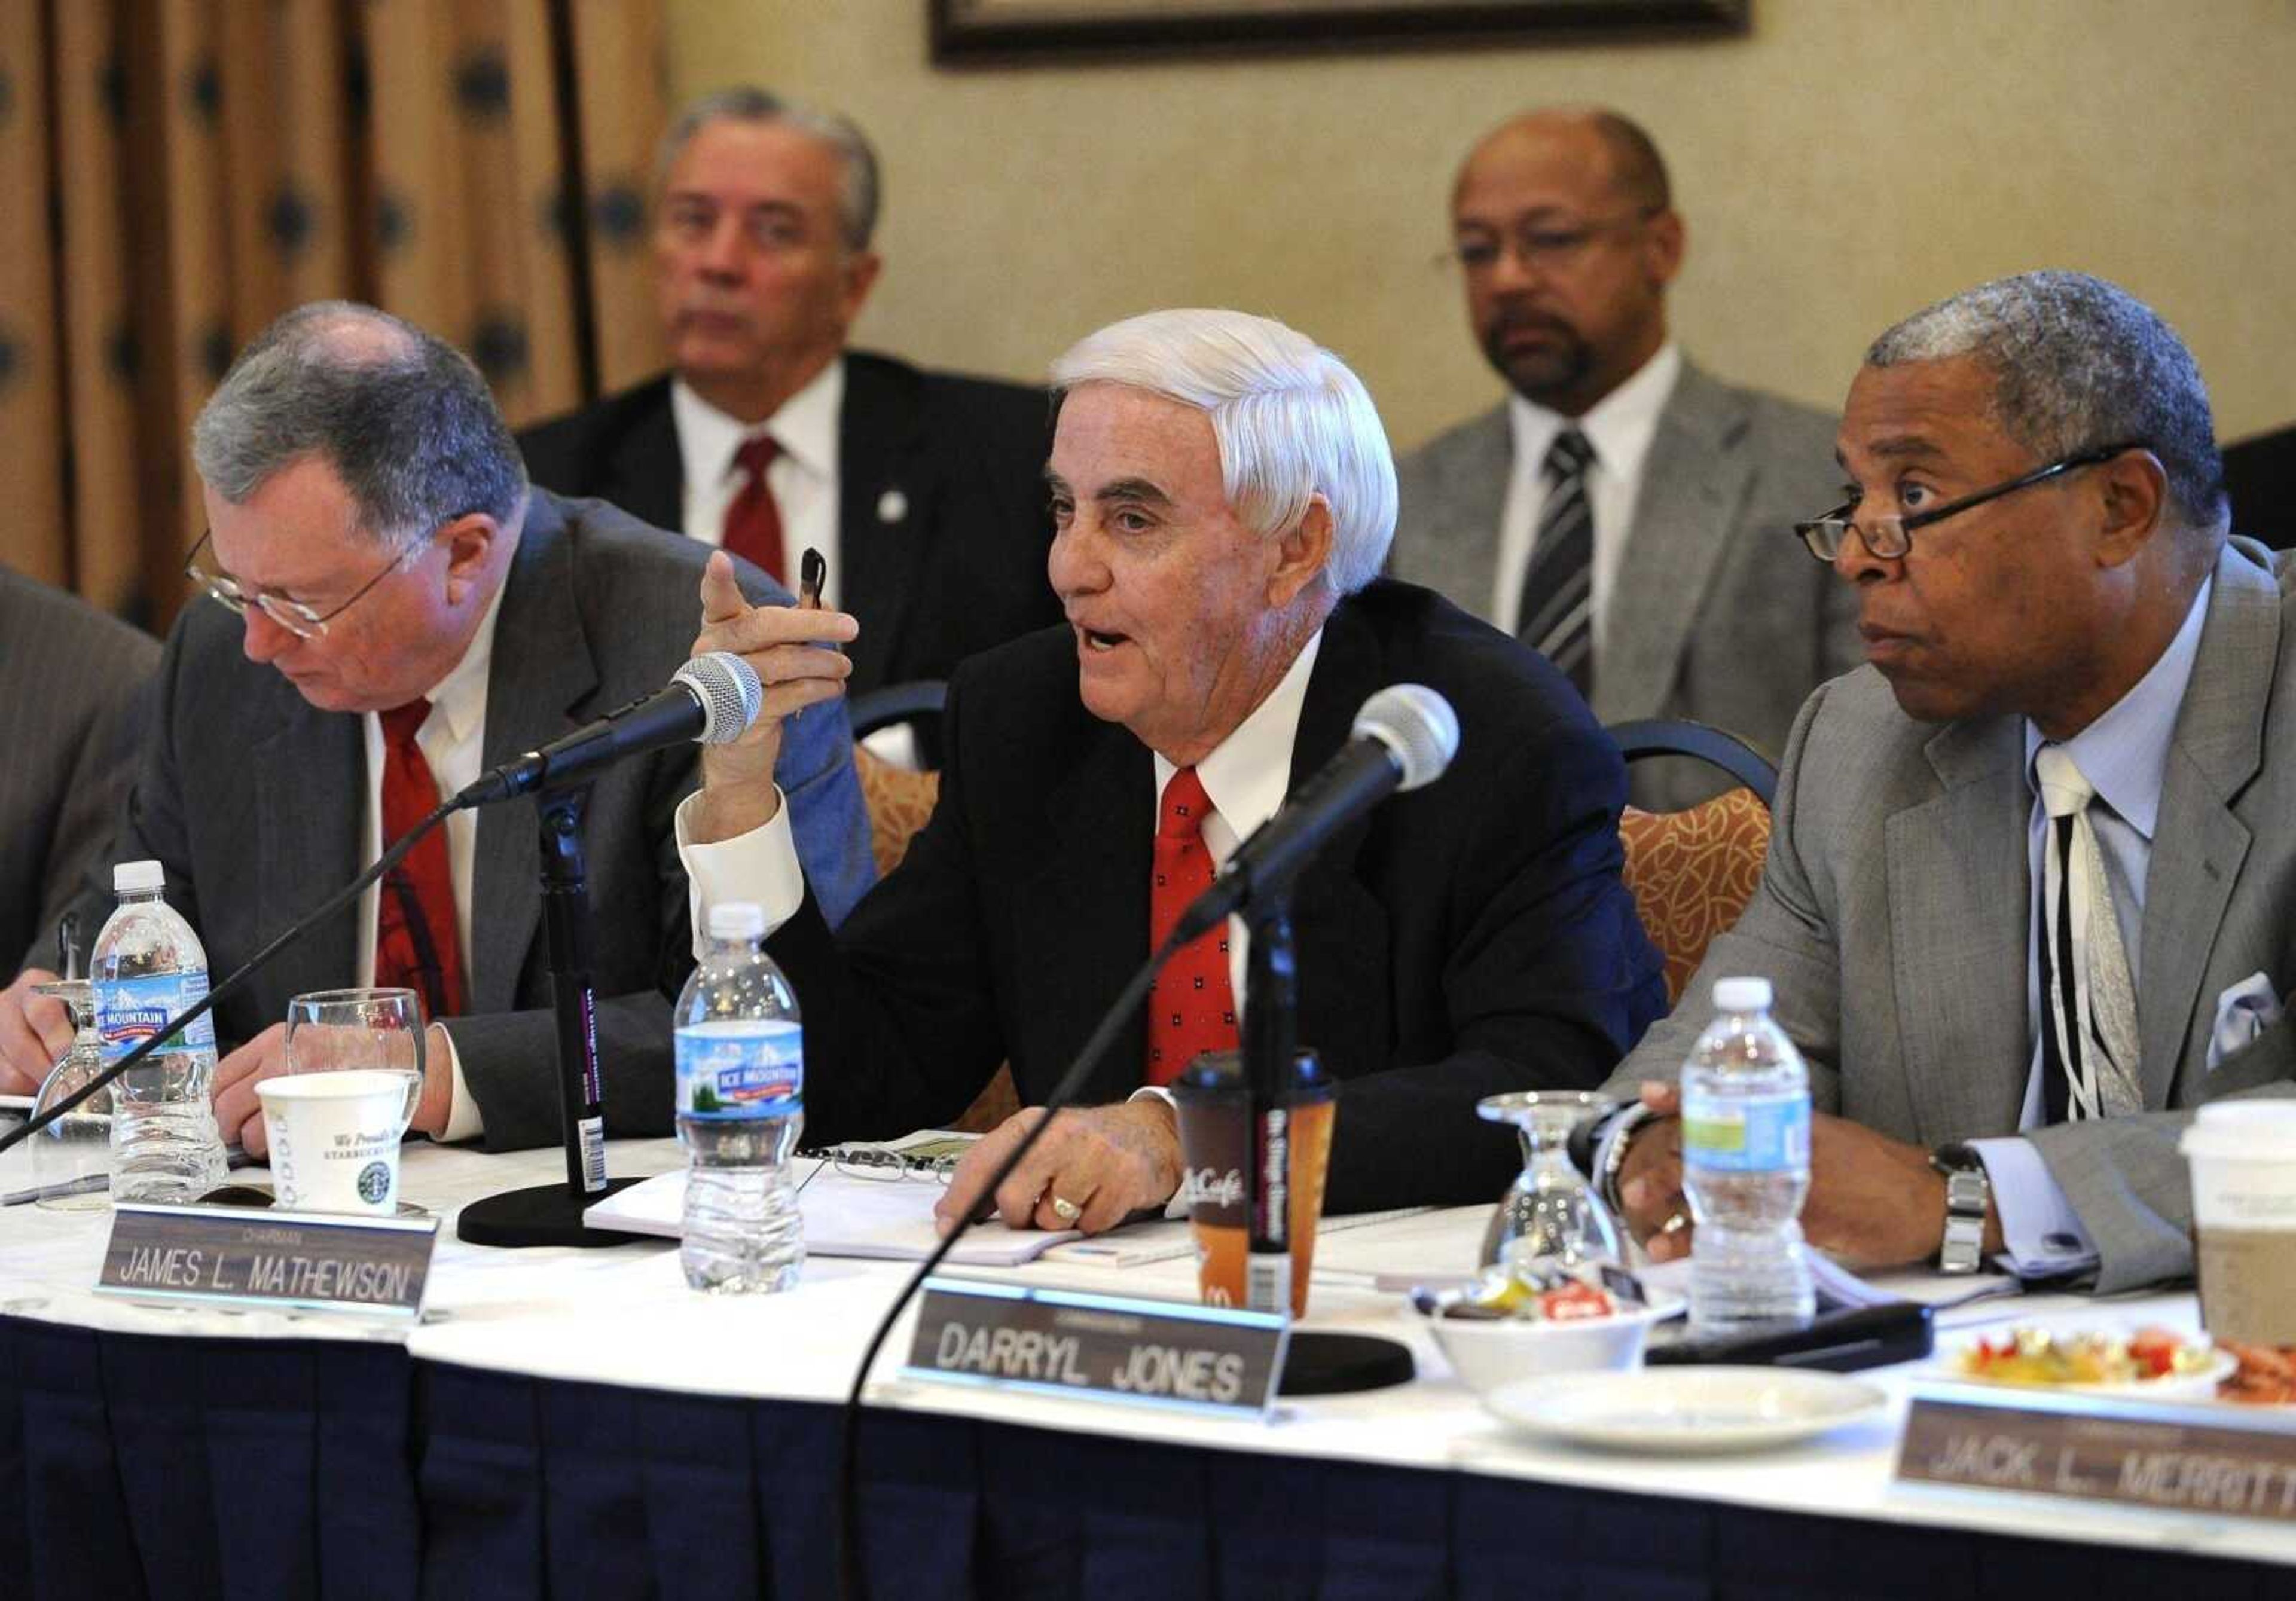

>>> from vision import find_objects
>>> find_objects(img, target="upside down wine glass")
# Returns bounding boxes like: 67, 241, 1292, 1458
1474, 1090, 1624, 1274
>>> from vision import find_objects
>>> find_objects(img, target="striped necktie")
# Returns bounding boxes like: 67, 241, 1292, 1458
2035, 745, 2143, 1121
1515, 428, 1596, 695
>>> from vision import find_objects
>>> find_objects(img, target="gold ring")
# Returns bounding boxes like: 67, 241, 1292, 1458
1659, 1212, 1690, 1236
1049, 1196, 1082, 1223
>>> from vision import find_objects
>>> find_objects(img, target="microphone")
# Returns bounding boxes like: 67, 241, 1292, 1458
1170, 683, 1458, 943
453, 651, 764, 807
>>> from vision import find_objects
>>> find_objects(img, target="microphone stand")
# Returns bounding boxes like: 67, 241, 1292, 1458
1240, 887, 1298, 1315
456, 782, 643, 1247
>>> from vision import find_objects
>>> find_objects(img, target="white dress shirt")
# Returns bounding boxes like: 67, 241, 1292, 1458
671, 360, 844, 597
1492, 343, 1681, 643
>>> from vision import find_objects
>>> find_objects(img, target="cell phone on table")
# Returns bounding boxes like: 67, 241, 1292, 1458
1643, 1298, 1934, 1373
798, 547, 826, 609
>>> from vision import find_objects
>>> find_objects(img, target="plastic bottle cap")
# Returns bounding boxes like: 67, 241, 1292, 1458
707, 902, 767, 941
1711, 976, 1773, 1014
112, 860, 165, 894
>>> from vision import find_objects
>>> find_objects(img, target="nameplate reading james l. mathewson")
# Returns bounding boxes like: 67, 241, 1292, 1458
903, 1276, 1289, 1418
96, 1202, 438, 1321
1897, 1388, 2296, 1524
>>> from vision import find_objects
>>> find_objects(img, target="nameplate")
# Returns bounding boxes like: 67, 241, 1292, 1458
902, 1276, 1290, 1417
94, 1202, 438, 1321
1897, 1386, 2296, 1524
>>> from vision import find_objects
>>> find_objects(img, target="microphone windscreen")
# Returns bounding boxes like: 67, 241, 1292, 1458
1353, 684, 1458, 791
676, 651, 764, 744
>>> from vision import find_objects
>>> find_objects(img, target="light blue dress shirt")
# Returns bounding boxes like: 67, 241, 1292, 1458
1971, 576, 2213, 1275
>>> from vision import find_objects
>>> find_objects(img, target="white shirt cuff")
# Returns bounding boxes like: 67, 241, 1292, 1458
435, 1023, 485, 1144
1126, 1085, 1192, 1220
1969, 1135, 2099, 1276
674, 787, 807, 953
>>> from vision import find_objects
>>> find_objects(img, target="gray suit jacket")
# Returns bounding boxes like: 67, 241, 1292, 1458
0, 568, 161, 976
1608, 539, 2296, 1291
1391, 362, 1858, 809
66, 491, 875, 1149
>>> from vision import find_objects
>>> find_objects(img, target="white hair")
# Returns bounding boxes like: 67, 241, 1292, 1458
1049, 308, 1397, 595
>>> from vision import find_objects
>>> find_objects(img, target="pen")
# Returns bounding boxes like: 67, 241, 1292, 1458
1, 1173, 107, 1208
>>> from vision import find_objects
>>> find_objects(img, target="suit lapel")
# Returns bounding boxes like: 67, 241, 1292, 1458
837, 356, 938, 693
1885, 717, 2031, 1139
602, 383, 683, 534
1285, 607, 1390, 1061
467, 500, 600, 1013
2139, 546, 2273, 1105
254, 695, 362, 1010
1596, 365, 1750, 723
1422, 408, 1510, 609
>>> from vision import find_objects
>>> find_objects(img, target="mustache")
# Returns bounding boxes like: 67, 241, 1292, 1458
1483, 306, 1581, 343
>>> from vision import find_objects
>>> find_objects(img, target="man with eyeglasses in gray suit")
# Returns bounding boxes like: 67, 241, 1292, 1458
1390, 107, 1856, 809
1594, 271, 2296, 1296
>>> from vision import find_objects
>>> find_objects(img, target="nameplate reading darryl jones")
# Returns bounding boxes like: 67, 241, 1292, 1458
1898, 1391, 2296, 1525
96, 1202, 438, 1321
903, 1277, 1289, 1418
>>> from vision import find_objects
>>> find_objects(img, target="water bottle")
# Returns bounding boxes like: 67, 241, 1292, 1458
91, 860, 228, 1204
674, 902, 805, 1293
1680, 975, 1815, 1333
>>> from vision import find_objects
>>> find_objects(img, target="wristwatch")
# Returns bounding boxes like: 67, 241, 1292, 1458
1929, 1143, 1991, 1275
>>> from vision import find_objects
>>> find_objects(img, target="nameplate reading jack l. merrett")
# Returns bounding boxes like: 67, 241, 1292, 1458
1897, 1390, 2296, 1524
96, 1202, 438, 1321
903, 1276, 1289, 1417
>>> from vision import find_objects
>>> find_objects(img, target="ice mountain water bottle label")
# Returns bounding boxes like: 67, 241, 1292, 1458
676, 1019, 802, 1119
1681, 1087, 1809, 1173
94, 972, 215, 1061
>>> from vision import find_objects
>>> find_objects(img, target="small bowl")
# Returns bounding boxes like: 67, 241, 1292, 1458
1423, 1300, 1671, 1395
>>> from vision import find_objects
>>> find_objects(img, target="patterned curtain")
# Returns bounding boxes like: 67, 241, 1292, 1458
0, 0, 666, 632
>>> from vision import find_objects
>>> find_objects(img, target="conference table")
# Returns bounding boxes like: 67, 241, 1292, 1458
3, 1138, 2291, 1600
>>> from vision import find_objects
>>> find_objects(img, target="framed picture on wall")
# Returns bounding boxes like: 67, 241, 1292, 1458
930, 0, 1748, 62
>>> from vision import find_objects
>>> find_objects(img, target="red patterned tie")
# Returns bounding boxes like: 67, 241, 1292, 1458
720, 435, 786, 582
1145, 767, 1239, 1087
375, 700, 465, 1022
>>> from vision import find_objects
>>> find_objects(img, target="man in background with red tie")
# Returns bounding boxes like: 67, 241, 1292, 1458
515, 87, 1060, 704
0, 302, 875, 1153
680, 308, 1666, 1230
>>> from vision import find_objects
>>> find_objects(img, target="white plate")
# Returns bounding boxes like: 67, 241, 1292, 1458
1482, 1365, 1891, 1453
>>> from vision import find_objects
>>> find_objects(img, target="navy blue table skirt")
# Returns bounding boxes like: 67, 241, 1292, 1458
2, 1313, 2285, 1600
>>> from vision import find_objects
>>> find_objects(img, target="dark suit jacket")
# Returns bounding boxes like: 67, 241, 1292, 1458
771, 580, 1669, 1214
66, 491, 874, 1150
0, 568, 161, 976
516, 352, 1062, 698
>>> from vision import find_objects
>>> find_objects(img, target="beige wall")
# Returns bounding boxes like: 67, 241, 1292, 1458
667, 0, 2294, 451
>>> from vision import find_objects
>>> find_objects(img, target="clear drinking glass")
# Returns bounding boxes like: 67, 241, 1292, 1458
283, 988, 425, 1206
29, 979, 112, 1212
1476, 1090, 1623, 1275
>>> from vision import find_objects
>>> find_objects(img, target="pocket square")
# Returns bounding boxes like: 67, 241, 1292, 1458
2207, 971, 2283, 1073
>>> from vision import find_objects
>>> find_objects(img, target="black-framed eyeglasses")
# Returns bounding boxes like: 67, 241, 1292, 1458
185, 525, 425, 640
1793, 442, 2147, 563
1439, 206, 1663, 276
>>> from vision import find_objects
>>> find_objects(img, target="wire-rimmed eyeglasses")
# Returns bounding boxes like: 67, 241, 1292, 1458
1793, 442, 2146, 563
1437, 205, 1663, 276
813, 1144, 960, 1186
184, 525, 424, 640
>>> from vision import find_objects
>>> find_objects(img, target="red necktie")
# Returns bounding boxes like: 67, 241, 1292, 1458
721, 435, 786, 582
1145, 767, 1239, 1087
376, 700, 466, 1022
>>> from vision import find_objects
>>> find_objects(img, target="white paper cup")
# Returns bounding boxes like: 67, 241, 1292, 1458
257, 1070, 416, 1215
2180, 1101, 2296, 1345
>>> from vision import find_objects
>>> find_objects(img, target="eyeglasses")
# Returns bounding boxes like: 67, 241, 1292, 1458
1441, 206, 1662, 276
1792, 442, 2146, 563
811, 1143, 960, 1186
185, 525, 423, 640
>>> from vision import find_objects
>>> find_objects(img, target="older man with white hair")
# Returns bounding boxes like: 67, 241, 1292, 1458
683, 307, 1665, 1230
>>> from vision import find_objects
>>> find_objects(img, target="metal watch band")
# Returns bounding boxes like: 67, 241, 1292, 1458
1931, 1148, 1990, 1275
1595, 1101, 1657, 1220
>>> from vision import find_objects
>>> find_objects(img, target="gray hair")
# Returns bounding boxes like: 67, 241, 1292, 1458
1867, 271, 2226, 535
655, 86, 881, 252
191, 301, 528, 550
1049, 309, 1397, 595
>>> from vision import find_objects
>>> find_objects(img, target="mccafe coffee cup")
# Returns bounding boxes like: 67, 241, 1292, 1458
1171, 1049, 1335, 1319
2181, 1101, 2296, 1345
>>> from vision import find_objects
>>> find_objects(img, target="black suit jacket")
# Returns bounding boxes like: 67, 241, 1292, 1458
68, 493, 874, 1149
516, 353, 1062, 697
771, 580, 1669, 1213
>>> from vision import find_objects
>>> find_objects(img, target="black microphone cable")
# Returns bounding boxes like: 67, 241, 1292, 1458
835, 921, 1190, 1601
0, 798, 459, 1156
